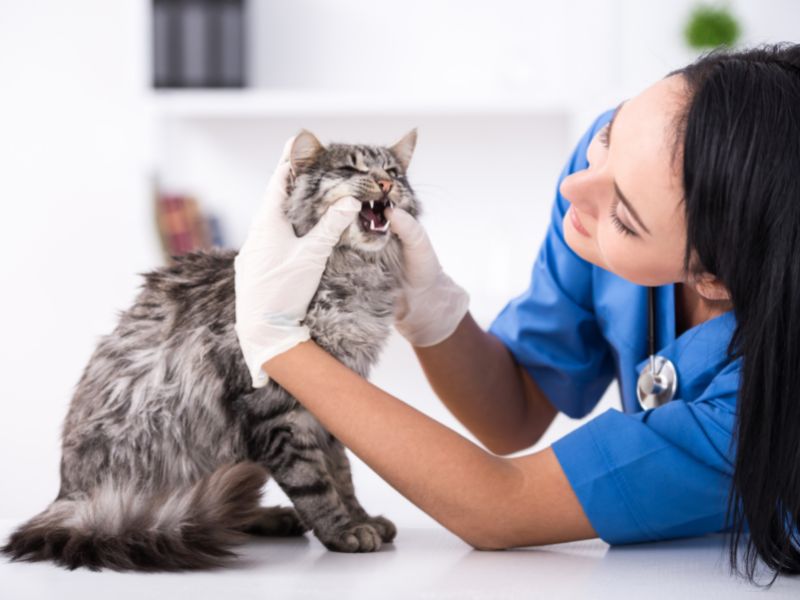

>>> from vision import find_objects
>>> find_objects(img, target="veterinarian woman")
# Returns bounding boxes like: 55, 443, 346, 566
234, 44, 800, 584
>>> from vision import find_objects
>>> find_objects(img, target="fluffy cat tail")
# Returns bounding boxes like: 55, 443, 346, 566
1, 461, 268, 571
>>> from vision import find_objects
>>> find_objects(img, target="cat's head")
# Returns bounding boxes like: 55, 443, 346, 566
283, 130, 420, 253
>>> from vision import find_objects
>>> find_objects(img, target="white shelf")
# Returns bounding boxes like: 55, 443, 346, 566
147, 88, 577, 119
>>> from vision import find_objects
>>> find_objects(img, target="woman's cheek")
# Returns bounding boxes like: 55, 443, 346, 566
595, 225, 624, 270
596, 225, 644, 282
600, 235, 675, 286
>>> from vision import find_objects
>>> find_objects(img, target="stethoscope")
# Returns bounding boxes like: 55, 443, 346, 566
636, 287, 678, 410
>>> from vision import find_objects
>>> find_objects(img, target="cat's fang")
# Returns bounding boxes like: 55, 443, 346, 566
369, 200, 374, 209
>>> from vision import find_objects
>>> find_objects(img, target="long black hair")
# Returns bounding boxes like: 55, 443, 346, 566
669, 43, 800, 585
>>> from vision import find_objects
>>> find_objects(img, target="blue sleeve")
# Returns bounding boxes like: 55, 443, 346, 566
551, 359, 741, 544
487, 109, 617, 418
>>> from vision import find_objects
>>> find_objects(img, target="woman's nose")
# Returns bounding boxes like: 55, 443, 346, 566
559, 170, 601, 218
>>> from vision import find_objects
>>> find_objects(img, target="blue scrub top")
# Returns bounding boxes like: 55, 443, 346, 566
488, 108, 742, 545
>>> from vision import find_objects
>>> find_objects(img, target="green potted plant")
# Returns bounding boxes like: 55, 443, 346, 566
683, 3, 741, 49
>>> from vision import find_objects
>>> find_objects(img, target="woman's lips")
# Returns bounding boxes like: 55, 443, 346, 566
568, 205, 591, 237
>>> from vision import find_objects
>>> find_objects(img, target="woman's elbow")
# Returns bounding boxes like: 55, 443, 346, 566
446, 456, 530, 550
467, 536, 509, 551
448, 505, 517, 550
457, 528, 511, 551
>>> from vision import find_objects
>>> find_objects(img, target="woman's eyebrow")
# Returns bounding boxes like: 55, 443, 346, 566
607, 100, 626, 145
607, 99, 652, 236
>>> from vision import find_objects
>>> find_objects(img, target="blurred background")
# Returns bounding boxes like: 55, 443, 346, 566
0, 0, 796, 527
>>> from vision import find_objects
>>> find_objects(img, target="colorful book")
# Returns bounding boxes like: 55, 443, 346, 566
154, 187, 225, 264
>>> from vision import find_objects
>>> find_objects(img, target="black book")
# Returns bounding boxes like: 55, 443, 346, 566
152, 0, 246, 89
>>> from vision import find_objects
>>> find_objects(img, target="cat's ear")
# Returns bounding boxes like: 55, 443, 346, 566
290, 129, 324, 173
388, 128, 417, 171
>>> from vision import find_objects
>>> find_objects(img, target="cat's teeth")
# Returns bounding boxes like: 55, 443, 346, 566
368, 219, 390, 232
369, 200, 374, 209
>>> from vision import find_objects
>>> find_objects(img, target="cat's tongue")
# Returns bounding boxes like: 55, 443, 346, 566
359, 200, 389, 233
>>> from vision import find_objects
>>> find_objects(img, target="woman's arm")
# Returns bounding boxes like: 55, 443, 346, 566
412, 310, 558, 456
262, 340, 596, 550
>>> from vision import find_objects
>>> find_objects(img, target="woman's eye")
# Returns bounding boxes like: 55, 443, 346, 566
609, 198, 637, 237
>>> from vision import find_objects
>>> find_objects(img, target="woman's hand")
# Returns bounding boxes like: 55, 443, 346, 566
234, 137, 361, 388
385, 206, 470, 347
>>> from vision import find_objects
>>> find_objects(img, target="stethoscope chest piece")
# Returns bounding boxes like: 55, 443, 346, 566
637, 356, 678, 410
636, 286, 679, 411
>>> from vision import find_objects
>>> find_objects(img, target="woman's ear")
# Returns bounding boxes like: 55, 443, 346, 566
692, 272, 732, 302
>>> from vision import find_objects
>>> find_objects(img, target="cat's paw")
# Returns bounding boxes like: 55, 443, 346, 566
364, 515, 396, 543
244, 505, 309, 537
319, 523, 383, 553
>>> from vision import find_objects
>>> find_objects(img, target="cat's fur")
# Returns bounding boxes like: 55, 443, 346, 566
2, 129, 420, 571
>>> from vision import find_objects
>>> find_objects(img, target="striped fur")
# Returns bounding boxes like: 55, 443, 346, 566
2, 131, 417, 570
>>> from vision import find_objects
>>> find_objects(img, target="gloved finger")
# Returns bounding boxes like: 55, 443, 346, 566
278, 134, 297, 166
246, 160, 296, 245
300, 196, 361, 258
248, 134, 298, 244
385, 205, 443, 287
386, 206, 429, 249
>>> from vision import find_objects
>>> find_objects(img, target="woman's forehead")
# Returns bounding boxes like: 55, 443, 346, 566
614, 75, 688, 224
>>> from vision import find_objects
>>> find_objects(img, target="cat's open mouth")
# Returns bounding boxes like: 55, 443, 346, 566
358, 198, 392, 235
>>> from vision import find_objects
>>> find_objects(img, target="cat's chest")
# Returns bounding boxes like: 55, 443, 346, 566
302, 252, 401, 369
307, 263, 398, 327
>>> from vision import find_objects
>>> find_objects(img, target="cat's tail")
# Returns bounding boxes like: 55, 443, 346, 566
1, 461, 267, 571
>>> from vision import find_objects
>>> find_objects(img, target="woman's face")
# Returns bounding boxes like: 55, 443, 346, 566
560, 75, 690, 287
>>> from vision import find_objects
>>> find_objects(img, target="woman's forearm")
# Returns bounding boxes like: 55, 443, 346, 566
411, 311, 556, 455
262, 339, 523, 547
262, 339, 596, 549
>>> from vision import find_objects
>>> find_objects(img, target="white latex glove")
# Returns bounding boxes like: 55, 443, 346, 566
234, 138, 361, 388
385, 206, 470, 347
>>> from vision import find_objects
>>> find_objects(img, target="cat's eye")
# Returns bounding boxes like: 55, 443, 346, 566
340, 165, 366, 174
386, 167, 400, 177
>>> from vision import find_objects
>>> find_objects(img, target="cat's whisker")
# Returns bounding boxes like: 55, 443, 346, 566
406, 182, 446, 192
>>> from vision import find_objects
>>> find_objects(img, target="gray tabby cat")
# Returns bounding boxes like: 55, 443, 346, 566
2, 129, 420, 571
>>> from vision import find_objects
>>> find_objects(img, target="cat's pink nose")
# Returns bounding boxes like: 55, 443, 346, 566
377, 179, 393, 194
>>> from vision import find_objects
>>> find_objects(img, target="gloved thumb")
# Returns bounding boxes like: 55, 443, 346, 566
385, 205, 444, 289
386, 206, 427, 248
301, 196, 361, 254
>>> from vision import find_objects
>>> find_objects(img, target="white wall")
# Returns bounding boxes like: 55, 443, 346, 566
0, 1, 156, 517
249, 1, 613, 95
0, 0, 797, 527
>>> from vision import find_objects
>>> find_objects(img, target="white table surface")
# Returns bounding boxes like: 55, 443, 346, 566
2, 519, 799, 599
